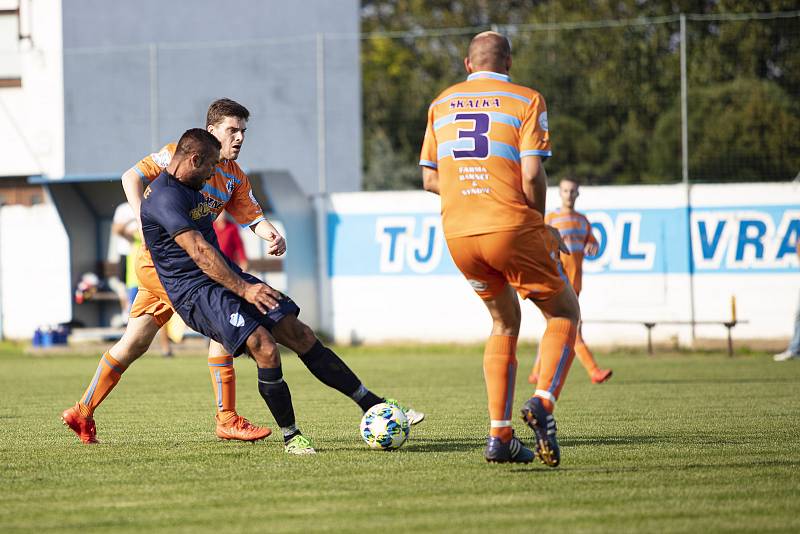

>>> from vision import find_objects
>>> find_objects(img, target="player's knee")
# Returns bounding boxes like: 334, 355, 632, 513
207, 339, 228, 358
537, 285, 581, 324
246, 328, 281, 368
274, 316, 317, 354
114, 317, 159, 362
553, 303, 580, 325
491, 307, 520, 336
491, 319, 519, 337
563, 289, 581, 323
295, 320, 317, 350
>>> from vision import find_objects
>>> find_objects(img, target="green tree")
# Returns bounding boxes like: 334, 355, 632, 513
651, 78, 800, 182
361, 1, 800, 188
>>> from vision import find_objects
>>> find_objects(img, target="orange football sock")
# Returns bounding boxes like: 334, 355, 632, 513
483, 335, 517, 441
529, 347, 542, 383
534, 318, 577, 413
208, 355, 237, 424
79, 352, 127, 416
575, 331, 599, 376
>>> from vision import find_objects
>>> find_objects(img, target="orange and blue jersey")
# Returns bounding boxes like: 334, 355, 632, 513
131, 143, 265, 292
133, 143, 265, 228
545, 208, 597, 295
419, 71, 551, 239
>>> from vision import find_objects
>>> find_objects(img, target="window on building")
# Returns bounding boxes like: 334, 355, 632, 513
0, 4, 22, 87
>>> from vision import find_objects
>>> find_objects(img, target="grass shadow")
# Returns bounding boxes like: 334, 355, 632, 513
625, 377, 798, 386
402, 437, 486, 453
555, 458, 798, 474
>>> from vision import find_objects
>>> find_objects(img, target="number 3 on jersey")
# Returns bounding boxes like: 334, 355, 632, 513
452, 112, 490, 160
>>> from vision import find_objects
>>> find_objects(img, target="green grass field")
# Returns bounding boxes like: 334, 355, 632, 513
1, 342, 799, 533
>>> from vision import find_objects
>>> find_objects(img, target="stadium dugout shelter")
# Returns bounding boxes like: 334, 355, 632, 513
29, 171, 318, 339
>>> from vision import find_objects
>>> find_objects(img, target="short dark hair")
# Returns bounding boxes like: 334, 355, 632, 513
175, 128, 221, 161
560, 176, 581, 186
206, 98, 250, 127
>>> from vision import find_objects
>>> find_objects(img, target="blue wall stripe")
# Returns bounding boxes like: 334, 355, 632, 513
327, 205, 799, 276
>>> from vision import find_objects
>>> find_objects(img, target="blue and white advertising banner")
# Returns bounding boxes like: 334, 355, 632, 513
327, 184, 799, 345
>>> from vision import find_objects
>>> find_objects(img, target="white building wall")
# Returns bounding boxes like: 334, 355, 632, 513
0, 203, 71, 339
0, 0, 64, 178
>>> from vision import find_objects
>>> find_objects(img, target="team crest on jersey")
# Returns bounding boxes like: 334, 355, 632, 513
538, 111, 549, 132
226, 180, 235, 195
151, 148, 172, 168
189, 202, 213, 221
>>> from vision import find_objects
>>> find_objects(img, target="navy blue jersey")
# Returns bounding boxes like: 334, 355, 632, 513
140, 170, 234, 308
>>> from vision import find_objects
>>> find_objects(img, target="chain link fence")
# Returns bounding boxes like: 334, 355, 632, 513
362, 11, 800, 189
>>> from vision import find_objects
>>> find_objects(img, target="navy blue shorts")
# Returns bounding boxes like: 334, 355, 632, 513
176, 272, 300, 357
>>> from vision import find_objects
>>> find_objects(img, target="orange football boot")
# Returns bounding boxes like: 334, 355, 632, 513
591, 368, 613, 384
215, 415, 272, 442
61, 404, 99, 444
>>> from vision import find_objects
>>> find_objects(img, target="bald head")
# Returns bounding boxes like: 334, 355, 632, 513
466, 31, 511, 74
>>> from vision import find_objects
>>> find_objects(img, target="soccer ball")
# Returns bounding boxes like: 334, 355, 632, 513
360, 402, 410, 450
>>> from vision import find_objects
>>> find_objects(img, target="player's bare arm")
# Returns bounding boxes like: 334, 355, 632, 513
521, 156, 547, 216
121, 167, 146, 236
422, 167, 440, 195
173, 229, 281, 313
111, 219, 136, 241
251, 219, 286, 256
583, 218, 599, 255
521, 156, 569, 254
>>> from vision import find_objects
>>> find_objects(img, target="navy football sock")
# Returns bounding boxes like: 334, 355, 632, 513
350, 384, 385, 413
300, 340, 383, 411
257, 366, 296, 435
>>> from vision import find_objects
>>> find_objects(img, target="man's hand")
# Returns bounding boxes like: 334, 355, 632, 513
243, 283, 283, 314
547, 225, 570, 255
252, 220, 287, 256
265, 230, 286, 256
584, 241, 598, 256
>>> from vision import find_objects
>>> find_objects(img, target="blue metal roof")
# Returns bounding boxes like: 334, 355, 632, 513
28, 174, 120, 184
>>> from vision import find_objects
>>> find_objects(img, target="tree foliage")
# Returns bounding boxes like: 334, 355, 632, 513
361, 0, 800, 189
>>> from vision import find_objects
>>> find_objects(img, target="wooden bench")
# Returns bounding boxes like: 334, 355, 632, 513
583, 319, 748, 357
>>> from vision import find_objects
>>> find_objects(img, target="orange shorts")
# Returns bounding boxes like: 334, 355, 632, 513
129, 246, 175, 327
446, 226, 567, 301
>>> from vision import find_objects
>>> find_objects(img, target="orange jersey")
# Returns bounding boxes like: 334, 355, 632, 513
133, 143, 264, 227
131, 143, 265, 294
545, 208, 597, 295
420, 71, 551, 239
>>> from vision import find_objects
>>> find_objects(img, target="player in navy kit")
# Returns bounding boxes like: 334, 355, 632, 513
141, 129, 422, 454
140, 128, 317, 452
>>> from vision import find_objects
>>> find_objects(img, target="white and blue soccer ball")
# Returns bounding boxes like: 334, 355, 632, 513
360, 402, 410, 450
